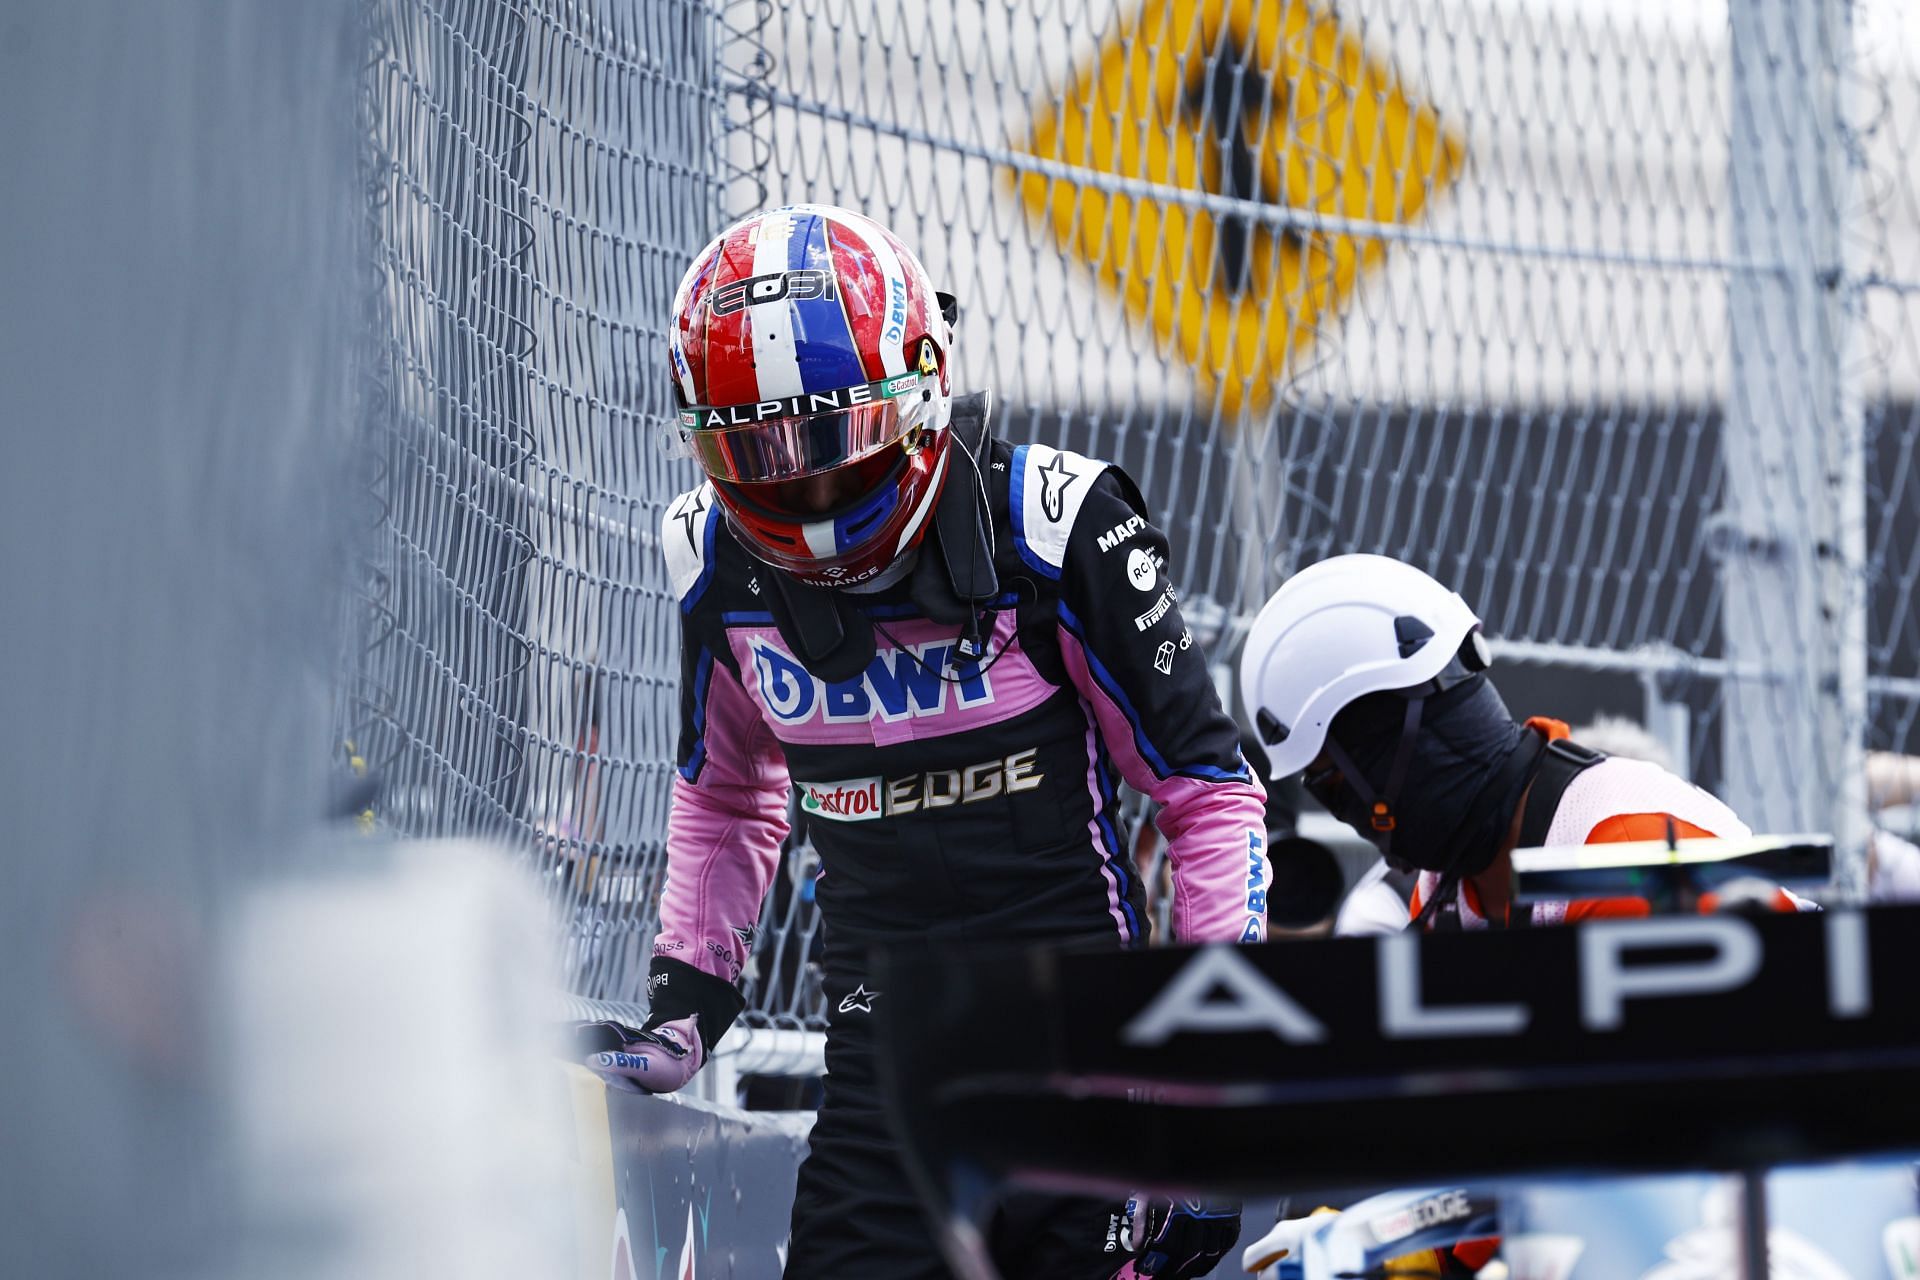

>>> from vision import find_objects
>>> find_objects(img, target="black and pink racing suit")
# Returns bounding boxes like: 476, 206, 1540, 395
645, 401, 1271, 1278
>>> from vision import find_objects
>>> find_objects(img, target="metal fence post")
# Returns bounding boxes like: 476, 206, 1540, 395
1724, 0, 1867, 894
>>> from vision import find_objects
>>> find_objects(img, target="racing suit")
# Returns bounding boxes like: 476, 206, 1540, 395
646, 401, 1272, 1278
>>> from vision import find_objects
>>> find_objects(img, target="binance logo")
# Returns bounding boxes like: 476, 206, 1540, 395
1015, 0, 1464, 415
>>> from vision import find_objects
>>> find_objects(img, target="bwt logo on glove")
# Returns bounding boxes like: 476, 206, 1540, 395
574, 1016, 705, 1095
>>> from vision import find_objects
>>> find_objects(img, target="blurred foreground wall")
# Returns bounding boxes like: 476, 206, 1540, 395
0, 1, 360, 1272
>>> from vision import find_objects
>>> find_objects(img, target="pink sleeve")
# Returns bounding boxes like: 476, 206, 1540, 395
1058, 633, 1271, 945
654, 659, 791, 985
1153, 772, 1273, 945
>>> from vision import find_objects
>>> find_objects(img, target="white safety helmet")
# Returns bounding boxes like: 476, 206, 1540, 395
1238, 554, 1490, 780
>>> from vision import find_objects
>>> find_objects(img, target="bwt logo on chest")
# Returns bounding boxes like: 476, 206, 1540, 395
750, 638, 992, 724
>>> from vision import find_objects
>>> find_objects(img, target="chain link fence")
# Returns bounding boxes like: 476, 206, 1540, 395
351, 0, 725, 1014
349, 0, 1920, 1045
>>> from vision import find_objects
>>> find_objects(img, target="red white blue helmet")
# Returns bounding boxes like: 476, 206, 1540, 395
667, 205, 955, 589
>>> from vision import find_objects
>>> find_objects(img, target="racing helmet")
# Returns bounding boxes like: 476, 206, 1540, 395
667, 204, 955, 589
1237, 554, 1489, 779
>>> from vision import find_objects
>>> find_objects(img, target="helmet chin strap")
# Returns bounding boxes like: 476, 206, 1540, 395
1322, 696, 1426, 861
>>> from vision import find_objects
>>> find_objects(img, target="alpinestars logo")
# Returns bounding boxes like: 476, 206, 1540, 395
1037, 453, 1081, 522
674, 488, 709, 551
838, 984, 880, 1013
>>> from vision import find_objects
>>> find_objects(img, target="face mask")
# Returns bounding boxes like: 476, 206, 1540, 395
1307, 675, 1540, 877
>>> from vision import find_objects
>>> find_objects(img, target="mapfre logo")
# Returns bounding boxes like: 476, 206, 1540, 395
751, 638, 991, 726
1096, 514, 1146, 553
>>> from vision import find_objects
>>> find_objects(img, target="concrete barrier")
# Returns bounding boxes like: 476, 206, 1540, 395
567, 1068, 813, 1279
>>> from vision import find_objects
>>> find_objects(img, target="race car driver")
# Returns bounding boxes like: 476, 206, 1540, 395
575, 205, 1268, 1279
1237, 554, 1766, 930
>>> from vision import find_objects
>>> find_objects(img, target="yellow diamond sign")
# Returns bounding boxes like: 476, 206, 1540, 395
1015, 0, 1464, 416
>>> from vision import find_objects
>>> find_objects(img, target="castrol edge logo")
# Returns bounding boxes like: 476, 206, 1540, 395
798, 750, 1044, 822
798, 776, 884, 822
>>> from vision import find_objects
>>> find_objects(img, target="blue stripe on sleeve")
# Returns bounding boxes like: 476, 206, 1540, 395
682, 504, 720, 613
677, 647, 715, 783
1007, 443, 1059, 580
1090, 735, 1144, 946
1058, 600, 1251, 784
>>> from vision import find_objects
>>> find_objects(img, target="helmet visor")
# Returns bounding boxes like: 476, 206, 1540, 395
677, 372, 932, 484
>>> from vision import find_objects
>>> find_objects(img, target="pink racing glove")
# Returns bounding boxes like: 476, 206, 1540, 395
572, 1015, 706, 1094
